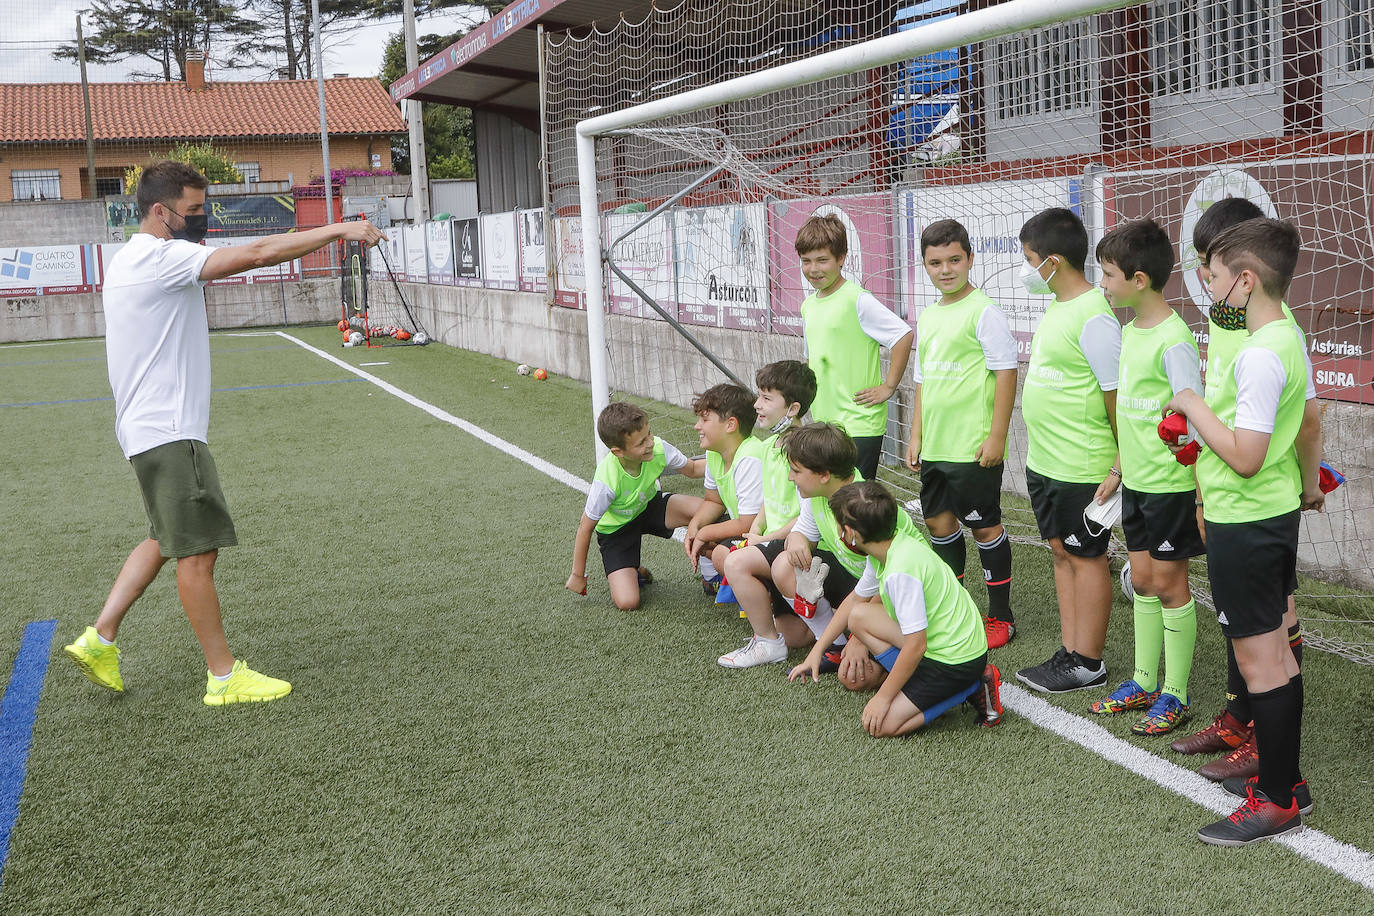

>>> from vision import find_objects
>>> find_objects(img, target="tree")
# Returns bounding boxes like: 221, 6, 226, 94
124, 141, 243, 193
55, 0, 263, 82
380, 29, 478, 179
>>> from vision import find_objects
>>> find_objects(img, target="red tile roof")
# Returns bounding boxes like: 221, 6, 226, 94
0, 77, 408, 143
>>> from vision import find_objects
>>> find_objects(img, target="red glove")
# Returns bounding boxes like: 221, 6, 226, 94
1319, 461, 1346, 494
1158, 412, 1200, 466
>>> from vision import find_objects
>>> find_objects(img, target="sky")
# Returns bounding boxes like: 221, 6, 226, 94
5, 1, 489, 85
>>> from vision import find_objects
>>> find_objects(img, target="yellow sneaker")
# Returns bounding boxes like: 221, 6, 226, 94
63, 626, 124, 692
203, 659, 292, 706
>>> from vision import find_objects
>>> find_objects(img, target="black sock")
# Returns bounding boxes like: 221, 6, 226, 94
930, 529, 967, 582
1292, 673, 1304, 785
1288, 620, 1303, 669
1074, 652, 1102, 671
1225, 642, 1251, 724
1250, 678, 1301, 809
977, 531, 1013, 622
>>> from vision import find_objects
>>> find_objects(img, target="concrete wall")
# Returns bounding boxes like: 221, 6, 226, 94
0, 199, 108, 246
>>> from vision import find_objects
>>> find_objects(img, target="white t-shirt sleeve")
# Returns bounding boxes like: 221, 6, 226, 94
704, 463, 718, 492
159, 239, 213, 291
660, 442, 689, 475
856, 559, 880, 598
1293, 324, 1317, 400
976, 304, 1020, 370
795, 498, 820, 542
1080, 312, 1122, 391
733, 455, 764, 515
583, 480, 614, 521
1162, 342, 1203, 396
882, 572, 930, 635
854, 291, 914, 349
1233, 349, 1288, 434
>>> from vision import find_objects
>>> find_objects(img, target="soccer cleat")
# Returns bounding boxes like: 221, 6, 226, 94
1197, 786, 1302, 846
702, 574, 722, 597
63, 626, 124, 692
717, 634, 787, 669
202, 660, 292, 707
967, 663, 1004, 727
984, 617, 1015, 649
636, 566, 654, 587
1199, 734, 1260, 782
1170, 710, 1252, 755
1017, 649, 1105, 693
1223, 776, 1314, 816
1090, 679, 1159, 715
1132, 692, 1189, 735
817, 642, 845, 675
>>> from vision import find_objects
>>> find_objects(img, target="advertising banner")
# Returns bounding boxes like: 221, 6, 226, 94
768, 194, 895, 335
427, 220, 456, 285
205, 195, 296, 235
552, 217, 586, 309
673, 204, 770, 330
204, 236, 299, 285
403, 224, 428, 281
481, 213, 520, 290
518, 209, 547, 292
606, 211, 672, 320
455, 218, 482, 287
0, 245, 94, 295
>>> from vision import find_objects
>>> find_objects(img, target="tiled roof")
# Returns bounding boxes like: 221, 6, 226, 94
0, 77, 408, 143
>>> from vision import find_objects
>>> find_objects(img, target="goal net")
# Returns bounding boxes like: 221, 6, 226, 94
339, 231, 429, 348
546, 0, 1374, 663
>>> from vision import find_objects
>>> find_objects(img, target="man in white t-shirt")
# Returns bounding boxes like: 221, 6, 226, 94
63, 160, 384, 706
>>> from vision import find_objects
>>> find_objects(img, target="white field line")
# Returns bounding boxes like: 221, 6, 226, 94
276, 332, 592, 494
283, 329, 1372, 893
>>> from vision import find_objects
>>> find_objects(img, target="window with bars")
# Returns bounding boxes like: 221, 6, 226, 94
1147, 0, 1273, 96
1150, 0, 1199, 95
1347, 0, 1374, 72
992, 21, 1093, 120
235, 162, 261, 183
11, 169, 61, 201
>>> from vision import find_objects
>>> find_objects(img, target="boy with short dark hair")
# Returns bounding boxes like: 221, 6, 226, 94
905, 218, 1019, 647
794, 214, 914, 482
1014, 207, 1123, 694
684, 383, 765, 598
1090, 219, 1203, 735
566, 402, 705, 610
1170, 198, 1320, 783
1166, 219, 1322, 845
790, 481, 1001, 736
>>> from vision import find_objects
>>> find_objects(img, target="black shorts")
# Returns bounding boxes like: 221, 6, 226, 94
920, 460, 1004, 529
896, 653, 987, 713
1121, 487, 1205, 561
757, 541, 860, 608
597, 491, 676, 574
1026, 468, 1110, 558
852, 435, 883, 484
1204, 510, 1299, 639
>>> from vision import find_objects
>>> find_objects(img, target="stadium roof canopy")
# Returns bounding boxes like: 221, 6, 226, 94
387, 0, 657, 127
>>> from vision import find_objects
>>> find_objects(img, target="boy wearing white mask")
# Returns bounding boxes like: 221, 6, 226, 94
1014, 208, 1123, 694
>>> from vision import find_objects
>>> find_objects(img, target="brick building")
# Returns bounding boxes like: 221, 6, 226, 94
0, 56, 407, 203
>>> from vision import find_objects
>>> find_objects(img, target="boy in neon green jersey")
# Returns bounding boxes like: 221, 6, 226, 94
1166, 219, 1322, 846
1014, 207, 1122, 694
794, 214, 913, 482
566, 402, 705, 611
1170, 198, 1321, 783
790, 481, 1001, 736
722, 361, 821, 655
684, 383, 765, 602
1089, 219, 1203, 736
904, 219, 1019, 648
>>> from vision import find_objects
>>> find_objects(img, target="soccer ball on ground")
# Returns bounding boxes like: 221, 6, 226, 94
516, 364, 531, 375
412, 332, 429, 345
533, 368, 548, 381
348, 331, 364, 346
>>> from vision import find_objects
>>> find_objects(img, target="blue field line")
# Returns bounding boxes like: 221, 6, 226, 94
0, 343, 301, 371
0, 377, 363, 409
0, 619, 58, 882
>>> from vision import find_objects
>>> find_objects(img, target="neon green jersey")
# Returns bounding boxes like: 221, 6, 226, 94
915, 288, 1017, 461
587, 437, 686, 535
706, 436, 765, 520
1117, 311, 1201, 494
799, 472, 923, 578
759, 431, 800, 530
1022, 288, 1121, 483
801, 280, 907, 437
1204, 301, 1297, 397
861, 528, 987, 665
1197, 319, 1307, 523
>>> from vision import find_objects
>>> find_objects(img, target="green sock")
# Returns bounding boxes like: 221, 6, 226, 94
1132, 594, 1163, 693
1161, 599, 1197, 702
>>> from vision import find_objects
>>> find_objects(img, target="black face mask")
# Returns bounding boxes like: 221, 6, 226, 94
161, 208, 208, 244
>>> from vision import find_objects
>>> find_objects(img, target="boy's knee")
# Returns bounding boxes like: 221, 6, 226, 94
771, 555, 795, 589
849, 600, 882, 635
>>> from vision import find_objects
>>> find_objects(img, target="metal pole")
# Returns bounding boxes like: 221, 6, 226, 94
403, 0, 430, 222
537, 23, 554, 303
311, 0, 334, 229
576, 132, 611, 460
76, 13, 98, 199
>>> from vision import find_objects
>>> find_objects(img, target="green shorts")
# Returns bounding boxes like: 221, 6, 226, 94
129, 440, 238, 558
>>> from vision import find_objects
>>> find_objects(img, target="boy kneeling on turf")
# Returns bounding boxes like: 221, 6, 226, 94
790, 481, 1001, 736
567, 402, 704, 610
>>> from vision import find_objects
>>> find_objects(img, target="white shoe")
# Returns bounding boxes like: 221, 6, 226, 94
718, 634, 787, 669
